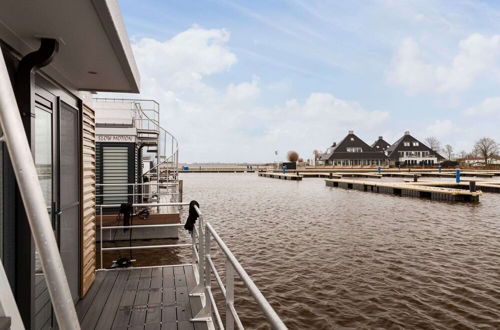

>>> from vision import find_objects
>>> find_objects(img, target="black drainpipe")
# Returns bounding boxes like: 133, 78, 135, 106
13, 38, 59, 329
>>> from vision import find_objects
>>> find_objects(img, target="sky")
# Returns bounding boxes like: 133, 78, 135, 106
113, 0, 500, 163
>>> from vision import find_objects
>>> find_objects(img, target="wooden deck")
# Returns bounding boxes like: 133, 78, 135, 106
298, 172, 341, 178
258, 172, 302, 180
76, 265, 208, 330
403, 181, 500, 193
325, 178, 482, 202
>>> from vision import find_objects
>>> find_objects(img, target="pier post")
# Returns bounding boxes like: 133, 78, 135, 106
469, 181, 476, 192
413, 174, 418, 182
178, 180, 183, 203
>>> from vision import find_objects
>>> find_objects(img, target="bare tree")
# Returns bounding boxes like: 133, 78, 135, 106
473, 137, 498, 164
444, 144, 454, 160
425, 136, 442, 152
458, 150, 468, 160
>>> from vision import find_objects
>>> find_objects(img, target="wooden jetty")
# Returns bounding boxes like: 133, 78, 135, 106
325, 178, 481, 202
418, 172, 494, 178
380, 172, 422, 178
298, 172, 341, 178
335, 172, 382, 178
258, 172, 302, 180
404, 181, 500, 193
293, 171, 380, 179
179, 168, 257, 173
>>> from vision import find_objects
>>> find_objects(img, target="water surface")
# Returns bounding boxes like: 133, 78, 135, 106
179, 173, 500, 329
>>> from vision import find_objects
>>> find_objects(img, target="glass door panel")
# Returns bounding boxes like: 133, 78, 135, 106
34, 106, 53, 329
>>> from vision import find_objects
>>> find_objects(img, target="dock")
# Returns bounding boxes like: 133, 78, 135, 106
180, 168, 258, 173
336, 172, 382, 178
403, 181, 500, 193
298, 172, 341, 178
325, 178, 482, 202
258, 172, 302, 180
76, 265, 207, 330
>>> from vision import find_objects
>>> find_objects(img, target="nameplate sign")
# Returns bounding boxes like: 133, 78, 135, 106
97, 135, 136, 143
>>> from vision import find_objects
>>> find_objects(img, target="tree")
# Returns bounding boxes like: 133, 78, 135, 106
287, 151, 299, 162
425, 136, 441, 152
444, 144, 454, 160
458, 150, 468, 160
473, 138, 498, 164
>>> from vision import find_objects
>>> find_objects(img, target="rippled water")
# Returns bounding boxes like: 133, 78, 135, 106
179, 173, 500, 330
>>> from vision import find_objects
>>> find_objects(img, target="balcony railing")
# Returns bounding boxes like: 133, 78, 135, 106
96, 201, 287, 330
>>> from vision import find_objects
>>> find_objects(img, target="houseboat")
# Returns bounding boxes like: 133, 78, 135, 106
94, 97, 181, 240
0, 1, 286, 329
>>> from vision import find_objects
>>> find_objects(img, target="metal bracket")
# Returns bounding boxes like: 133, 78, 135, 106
190, 303, 212, 322
189, 283, 205, 297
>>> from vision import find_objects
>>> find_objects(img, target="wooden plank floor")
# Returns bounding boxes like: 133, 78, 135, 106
76, 265, 208, 330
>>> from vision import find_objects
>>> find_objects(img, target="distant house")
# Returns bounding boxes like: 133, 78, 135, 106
321, 131, 387, 166
461, 156, 500, 166
371, 136, 391, 153
386, 131, 444, 166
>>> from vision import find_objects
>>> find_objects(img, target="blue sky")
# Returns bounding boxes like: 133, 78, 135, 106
116, 0, 500, 162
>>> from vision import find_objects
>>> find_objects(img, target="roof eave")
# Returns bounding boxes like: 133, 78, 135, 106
92, 0, 140, 93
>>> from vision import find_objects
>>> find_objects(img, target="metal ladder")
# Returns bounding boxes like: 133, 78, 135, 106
0, 46, 80, 328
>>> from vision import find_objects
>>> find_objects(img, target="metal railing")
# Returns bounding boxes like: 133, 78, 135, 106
96, 182, 179, 206
191, 205, 288, 330
96, 202, 287, 329
94, 97, 180, 190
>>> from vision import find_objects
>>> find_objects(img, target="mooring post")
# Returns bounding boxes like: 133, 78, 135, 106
456, 168, 461, 183
469, 180, 476, 192
178, 179, 183, 203
438, 165, 442, 173
413, 174, 418, 182
377, 166, 381, 174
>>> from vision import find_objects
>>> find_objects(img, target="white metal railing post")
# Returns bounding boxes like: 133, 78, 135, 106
100, 205, 103, 270
204, 223, 212, 315
0, 49, 80, 328
226, 259, 235, 330
190, 206, 205, 297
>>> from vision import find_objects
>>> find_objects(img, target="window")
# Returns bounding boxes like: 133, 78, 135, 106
350, 137, 355, 141
413, 142, 419, 146
346, 147, 362, 152
404, 142, 410, 147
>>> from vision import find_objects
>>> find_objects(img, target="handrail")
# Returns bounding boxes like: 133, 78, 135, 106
95, 200, 286, 329
0, 49, 80, 328
192, 205, 287, 330
205, 221, 287, 330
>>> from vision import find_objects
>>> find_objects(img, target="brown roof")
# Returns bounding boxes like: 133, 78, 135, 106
323, 131, 388, 161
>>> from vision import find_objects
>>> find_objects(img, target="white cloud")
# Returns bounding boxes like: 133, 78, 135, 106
132, 26, 237, 95
114, 27, 391, 162
423, 119, 458, 138
225, 77, 261, 102
388, 34, 500, 94
463, 97, 500, 117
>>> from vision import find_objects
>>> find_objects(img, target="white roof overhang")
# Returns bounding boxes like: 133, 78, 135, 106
0, 0, 140, 93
